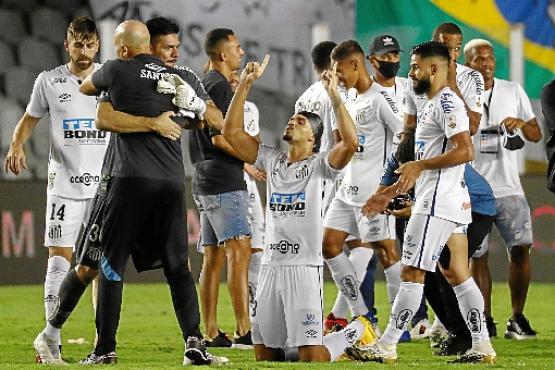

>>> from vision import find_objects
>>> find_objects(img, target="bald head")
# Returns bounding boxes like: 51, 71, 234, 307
114, 20, 151, 59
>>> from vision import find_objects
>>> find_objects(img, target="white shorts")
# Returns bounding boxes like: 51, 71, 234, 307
252, 264, 324, 348
44, 194, 93, 248
245, 174, 265, 249
323, 198, 395, 243
402, 214, 460, 272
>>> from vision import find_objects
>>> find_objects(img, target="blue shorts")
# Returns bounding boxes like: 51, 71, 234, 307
193, 190, 251, 247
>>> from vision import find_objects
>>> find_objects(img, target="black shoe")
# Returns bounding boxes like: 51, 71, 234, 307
79, 351, 118, 365
486, 316, 497, 337
205, 330, 232, 348
231, 330, 253, 349
504, 313, 537, 340
434, 332, 471, 356
184, 336, 229, 366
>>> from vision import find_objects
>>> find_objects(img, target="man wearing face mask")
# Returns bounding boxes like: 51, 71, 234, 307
464, 38, 542, 341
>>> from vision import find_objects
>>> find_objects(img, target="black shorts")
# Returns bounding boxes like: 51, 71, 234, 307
99, 177, 188, 280
75, 176, 111, 268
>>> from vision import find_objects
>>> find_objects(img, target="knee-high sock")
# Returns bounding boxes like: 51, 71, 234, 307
248, 251, 262, 322
331, 248, 373, 318
384, 262, 401, 304
453, 278, 489, 345
44, 255, 70, 345
380, 282, 424, 345
324, 319, 365, 361
325, 253, 368, 317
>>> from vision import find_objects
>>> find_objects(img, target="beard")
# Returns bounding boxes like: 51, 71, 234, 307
412, 76, 431, 95
73, 57, 93, 71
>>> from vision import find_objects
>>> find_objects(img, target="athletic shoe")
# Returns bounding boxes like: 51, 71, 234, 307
398, 330, 411, 343
410, 318, 432, 339
486, 316, 497, 337
429, 319, 449, 350
449, 347, 496, 364
345, 342, 397, 364
205, 330, 232, 348
434, 332, 472, 356
33, 332, 66, 365
372, 322, 382, 339
355, 315, 378, 346
78, 351, 118, 365
183, 336, 229, 366
324, 313, 348, 335
504, 313, 537, 340
231, 330, 253, 349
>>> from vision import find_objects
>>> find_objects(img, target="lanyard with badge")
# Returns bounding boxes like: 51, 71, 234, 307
480, 80, 499, 155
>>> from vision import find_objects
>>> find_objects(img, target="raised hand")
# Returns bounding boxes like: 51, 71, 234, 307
321, 62, 340, 98
241, 54, 270, 84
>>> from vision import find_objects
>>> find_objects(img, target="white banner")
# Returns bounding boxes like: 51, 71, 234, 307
89, 0, 354, 96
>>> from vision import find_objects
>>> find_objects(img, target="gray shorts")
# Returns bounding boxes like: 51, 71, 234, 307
472, 195, 533, 258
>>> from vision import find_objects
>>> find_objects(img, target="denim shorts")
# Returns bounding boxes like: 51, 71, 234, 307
193, 190, 251, 247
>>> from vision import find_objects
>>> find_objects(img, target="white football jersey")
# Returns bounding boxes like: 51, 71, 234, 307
405, 63, 484, 116
472, 78, 535, 198
373, 76, 408, 123
255, 145, 339, 266
335, 82, 403, 207
26, 63, 109, 199
244, 100, 260, 137
413, 87, 472, 224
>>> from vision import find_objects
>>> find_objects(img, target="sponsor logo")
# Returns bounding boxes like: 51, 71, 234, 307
355, 107, 370, 125
48, 224, 62, 240
295, 164, 309, 179
301, 313, 319, 326
467, 308, 481, 333
340, 275, 358, 301
469, 70, 484, 95
415, 140, 425, 160
448, 115, 457, 129
382, 36, 394, 46
344, 184, 359, 197
369, 226, 381, 236
140, 63, 169, 80
379, 91, 399, 114
52, 77, 67, 84
58, 93, 71, 103
70, 173, 100, 186
48, 172, 56, 190
296, 99, 322, 113
269, 240, 300, 255
305, 329, 318, 338
395, 308, 413, 330
440, 92, 455, 113
422, 200, 430, 209
269, 192, 306, 217
62, 118, 107, 145
344, 327, 358, 345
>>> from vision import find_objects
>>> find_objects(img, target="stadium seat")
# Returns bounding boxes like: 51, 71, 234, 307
0, 39, 16, 75
4, 66, 38, 106
0, 97, 23, 152
18, 37, 61, 73
2, 0, 39, 12
0, 8, 27, 44
30, 7, 68, 45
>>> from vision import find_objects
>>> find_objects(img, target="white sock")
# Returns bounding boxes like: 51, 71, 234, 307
44, 255, 70, 347
384, 261, 401, 304
44, 322, 60, 340
453, 278, 489, 346
331, 247, 373, 318
325, 253, 368, 317
380, 282, 423, 345
324, 319, 364, 361
248, 251, 262, 321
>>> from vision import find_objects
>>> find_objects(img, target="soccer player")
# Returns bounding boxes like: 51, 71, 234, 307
77, 20, 226, 366
191, 28, 253, 348
30, 16, 210, 364
542, 79, 555, 193
349, 41, 495, 364
322, 40, 403, 330
4, 17, 108, 364
223, 55, 377, 362
465, 38, 542, 340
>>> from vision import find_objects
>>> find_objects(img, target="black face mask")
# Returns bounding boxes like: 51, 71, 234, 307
376, 60, 400, 78
413, 76, 431, 95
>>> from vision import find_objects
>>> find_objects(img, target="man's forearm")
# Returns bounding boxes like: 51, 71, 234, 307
96, 102, 153, 133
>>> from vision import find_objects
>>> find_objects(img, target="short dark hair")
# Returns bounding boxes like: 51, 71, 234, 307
67, 16, 98, 41
205, 28, 235, 59
432, 22, 462, 41
298, 110, 324, 153
411, 41, 450, 62
331, 40, 365, 61
146, 17, 179, 43
311, 41, 337, 73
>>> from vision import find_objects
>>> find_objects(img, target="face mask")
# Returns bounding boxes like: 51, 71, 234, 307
376, 60, 400, 78
502, 125, 525, 151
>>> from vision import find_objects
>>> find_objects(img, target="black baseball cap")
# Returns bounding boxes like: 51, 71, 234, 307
368, 34, 403, 56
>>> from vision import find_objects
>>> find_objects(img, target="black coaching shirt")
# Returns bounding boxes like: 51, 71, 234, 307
91, 54, 208, 182
188, 69, 246, 195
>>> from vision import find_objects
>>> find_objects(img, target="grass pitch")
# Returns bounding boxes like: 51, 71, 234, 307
1, 281, 554, 369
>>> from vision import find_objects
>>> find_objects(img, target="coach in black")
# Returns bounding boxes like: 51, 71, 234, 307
79, 20, 226, 366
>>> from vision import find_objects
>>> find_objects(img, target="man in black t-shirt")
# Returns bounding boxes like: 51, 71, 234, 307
78, 20, 227, 366
189, 28, 253, 347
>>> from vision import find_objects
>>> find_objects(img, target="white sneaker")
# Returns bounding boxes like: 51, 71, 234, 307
410, 318, 432, 340
345, 342, 397, 364
372, 322, 382, 339
33, 332, 66, 365
449, 343, 496, 364
429, 318, 448, 349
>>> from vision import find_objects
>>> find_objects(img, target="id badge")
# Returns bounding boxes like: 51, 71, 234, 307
480, 128, 499, 154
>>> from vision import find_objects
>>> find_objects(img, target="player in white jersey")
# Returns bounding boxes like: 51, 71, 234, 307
222, 56, 377, 362
348, 41, 495, 364
464, 39, 542, 340
4, 17, 107, 363
321, 40, 403, 331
